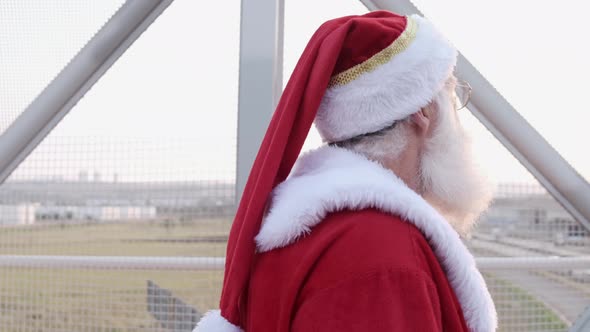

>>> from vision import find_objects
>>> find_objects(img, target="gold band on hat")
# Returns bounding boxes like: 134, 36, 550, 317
328, 16, 418, 88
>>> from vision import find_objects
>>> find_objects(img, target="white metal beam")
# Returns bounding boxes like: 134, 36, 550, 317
1, 255, 588, 270
0, 0, 175, 184
359, 0, 590, 231
235, 0, 285, 202
477, 256, 590, 270
0, 255, 224, 270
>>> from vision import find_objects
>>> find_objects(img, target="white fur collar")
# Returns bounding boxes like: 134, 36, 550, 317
255, 146, 497, 332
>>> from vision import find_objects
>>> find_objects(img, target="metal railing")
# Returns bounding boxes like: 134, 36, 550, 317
1, 255, 589, 271
1, 254, 588, 331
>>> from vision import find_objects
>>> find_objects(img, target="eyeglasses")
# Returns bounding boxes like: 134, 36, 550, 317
454, 80, 472, 110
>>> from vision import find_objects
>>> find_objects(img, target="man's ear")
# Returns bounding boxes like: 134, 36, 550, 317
411, 108, 432, 137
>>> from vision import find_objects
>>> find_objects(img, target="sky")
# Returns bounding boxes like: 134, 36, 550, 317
0, 0, 588, 184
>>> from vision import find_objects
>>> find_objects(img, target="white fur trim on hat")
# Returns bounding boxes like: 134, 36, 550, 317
255, 146, 497, 332
193, 310, 243, 332
315, 15, 457, 142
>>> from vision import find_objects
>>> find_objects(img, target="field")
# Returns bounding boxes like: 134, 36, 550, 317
484, 274, 568, 332
0, 219, 231, 332
0, 220, 574, 331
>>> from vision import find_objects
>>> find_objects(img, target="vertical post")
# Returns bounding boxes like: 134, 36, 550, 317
235, 0, 285, 203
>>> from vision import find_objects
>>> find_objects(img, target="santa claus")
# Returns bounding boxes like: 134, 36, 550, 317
195, 10, 497, 332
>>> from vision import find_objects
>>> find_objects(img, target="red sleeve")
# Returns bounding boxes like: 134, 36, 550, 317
291, 268, 442, 332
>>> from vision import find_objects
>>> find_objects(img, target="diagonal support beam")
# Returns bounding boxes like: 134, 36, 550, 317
0, 0, 175, 184
360, 0, 590, 232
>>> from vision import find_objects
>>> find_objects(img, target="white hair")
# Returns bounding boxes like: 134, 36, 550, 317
419, 82, 493, 235
333, 117, 411, 163
340, 79, 493, 235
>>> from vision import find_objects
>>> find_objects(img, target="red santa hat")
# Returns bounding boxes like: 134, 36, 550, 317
195, 10, 457, 332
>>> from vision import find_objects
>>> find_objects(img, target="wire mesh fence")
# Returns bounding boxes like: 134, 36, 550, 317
0, 0, 126, 135
0, 0, 240, 330
2, 1, 590, 331
0, 135, 235, 332
470, 182, 590, 331
4, 140, 590, 332
1, 267, 224, 332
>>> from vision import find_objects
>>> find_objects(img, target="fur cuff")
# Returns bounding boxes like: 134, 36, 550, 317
193, 310, 243, 332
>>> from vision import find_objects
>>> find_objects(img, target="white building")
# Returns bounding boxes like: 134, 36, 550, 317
34, 205, 156, 222
479, 194, 585, 242
0, 204, 37, 225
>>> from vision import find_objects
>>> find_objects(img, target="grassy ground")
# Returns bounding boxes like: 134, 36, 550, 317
0, 220, 230, 332
484, 274, 568, 332
0, 219, 231, 256
0, 221, 574, 331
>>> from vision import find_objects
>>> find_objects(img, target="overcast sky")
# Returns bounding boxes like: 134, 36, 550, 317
1, 0, 588, 184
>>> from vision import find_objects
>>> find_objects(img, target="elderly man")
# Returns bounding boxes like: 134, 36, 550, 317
196, 10, 497, 332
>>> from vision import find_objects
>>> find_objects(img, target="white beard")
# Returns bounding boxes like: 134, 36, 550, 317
419, 92, 494, 236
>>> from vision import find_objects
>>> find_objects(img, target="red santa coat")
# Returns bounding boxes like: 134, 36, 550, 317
246, 146, 497, 331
